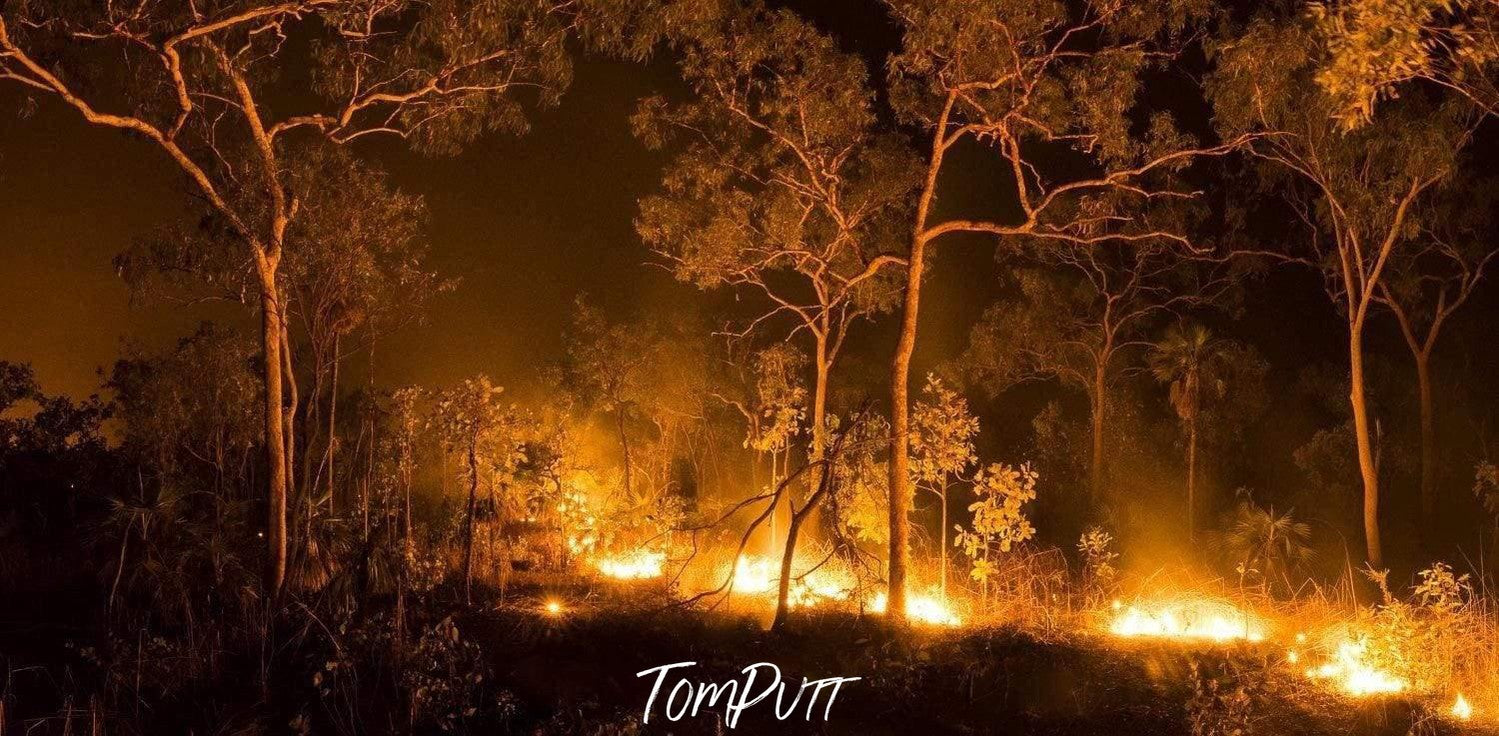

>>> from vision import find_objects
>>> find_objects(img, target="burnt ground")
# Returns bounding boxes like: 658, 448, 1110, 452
1, 573, 1490, 735
459, 581, 1489, 736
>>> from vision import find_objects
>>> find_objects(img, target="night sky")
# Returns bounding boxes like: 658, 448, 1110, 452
0, 0, 1467, 423
0, 2, 1007, 404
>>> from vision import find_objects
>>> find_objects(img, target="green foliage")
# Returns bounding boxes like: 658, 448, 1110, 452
432, 376, 524, 469
1213, 500, 1313, 593
1209, 12, 1472, 261
0, 360, 40, 412
1078, 526, 1120, 603
909, 374, 979, 489
955, 463, 1039, 582
635, 1, 916, 342
1308, 0, 1499, 129
833, 413, 887, 548
1151, 323, 1224, 427
109, 323, 259, 478
887, 0, 1208, 164
402, 616, 495, 732
747, 345, 808, 455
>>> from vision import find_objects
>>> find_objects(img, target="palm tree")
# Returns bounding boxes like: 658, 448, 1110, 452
1150, 323, 1232, 541
1214, 500, 1313, 595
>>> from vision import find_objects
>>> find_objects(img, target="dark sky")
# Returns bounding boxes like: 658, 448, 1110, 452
0, 1, 996, 402
0, 56, 696, 399
0, 0, 1418, 420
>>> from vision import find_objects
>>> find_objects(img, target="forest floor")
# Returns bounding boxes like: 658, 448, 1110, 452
2, 572, 1491, 735
463, 578, 1491, 736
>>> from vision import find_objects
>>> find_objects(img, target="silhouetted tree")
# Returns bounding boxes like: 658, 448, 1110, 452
1210, 15, 1476, 566
1, 0, 575, 594
879, 0, 1249, 617
1374, 182, 1499, 528
432, 376, 523, 604
1149, 323, 1244, 540
963, 243, 1221, 501
636, 1, 917, 491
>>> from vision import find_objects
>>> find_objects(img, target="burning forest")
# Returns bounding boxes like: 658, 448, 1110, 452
8, 0, 1499, 734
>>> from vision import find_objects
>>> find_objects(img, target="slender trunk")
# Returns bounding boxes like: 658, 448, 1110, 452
282, 323, 303, 588
767, 451, 778, 555
1416, 353, 1436, 529
364, 336, 377, 542
108, 517, 133, 614
395, 446, 411, 662
616, 407, 633, 500
258, 260, 288, 596
1090, 365, 1106, 502
886, 233, 925, 625
463, 441, 479, 605
812, 333, 830, 468
939, 485, 948, 600
772, 470, 830, 632
771, 511, 805, 632
326, 334, 339, 513
301, 361, 319, 511
1349, 323, 1383, 568
888, 91, 957, 624
1186, 419, 1198, 542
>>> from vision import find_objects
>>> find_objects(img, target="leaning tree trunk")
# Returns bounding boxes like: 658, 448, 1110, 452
1349, 323, 1383, 568
463, 442, 480, 605
257, 258, 289, 596
771, 464, 831, 632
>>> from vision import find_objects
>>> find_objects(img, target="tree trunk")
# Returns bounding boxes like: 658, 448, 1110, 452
1416, 353, 1436, 530
771, 469, 830, 632
887, 90, 957, 625
326, 334, 339, 513
770, 508, 805, 632
812, 334, 830, 468
395, 440, 411, 662
887, 233, 927, 625
1349, 325, 1383, 568
258, 260, 288, 596
616, 407, 633, 501
1090, 365, 1107, 502
939, 485, 948, 600
463, 441, 479, 605
1186, 420, 1198, 542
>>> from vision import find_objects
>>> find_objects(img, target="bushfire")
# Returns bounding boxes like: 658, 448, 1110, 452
1106, 596, 1267, 643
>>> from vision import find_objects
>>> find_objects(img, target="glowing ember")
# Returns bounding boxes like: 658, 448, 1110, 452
1452, 693, 1474, 721
595, 550, 665, 580
1306, 640, 1406, 696
543, 599, 564, 616
1107, 597, 1266, 643
869, 591, 962, 627
1286, 650, 1299, 664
